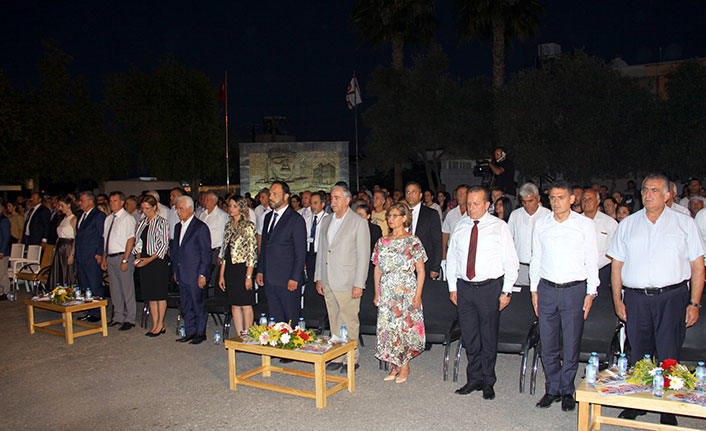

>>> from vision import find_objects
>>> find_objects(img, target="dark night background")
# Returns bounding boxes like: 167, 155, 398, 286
2, 1, 704, 148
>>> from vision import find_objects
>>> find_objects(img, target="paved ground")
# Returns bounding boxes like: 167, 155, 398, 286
2, 292, 705, 431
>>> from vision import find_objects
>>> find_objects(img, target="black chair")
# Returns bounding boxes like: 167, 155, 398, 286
528, 286, 621, 394
421, 278, 462, 380
302, 281, 328, 334
452, 287, 539, 393
204, 285, 232, 338
358, 270, 378, 347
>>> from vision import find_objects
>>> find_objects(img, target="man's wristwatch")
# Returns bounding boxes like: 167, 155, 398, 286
503, 292, 512, 298
121, 259, 128, 264
688, 301, 702, 309
246, 275, 253, 280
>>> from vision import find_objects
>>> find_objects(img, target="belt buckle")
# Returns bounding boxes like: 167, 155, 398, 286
645, 288, 658, 296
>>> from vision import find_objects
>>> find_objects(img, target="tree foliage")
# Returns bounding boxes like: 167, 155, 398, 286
105, 57, 222, 186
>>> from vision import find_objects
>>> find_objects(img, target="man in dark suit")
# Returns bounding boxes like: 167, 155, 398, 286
171, 195, 212, 345
405, 182, 442, 279
46, 196, 61, 246
23, 192, 51, 246
256, 181, 307, 324
75, 191, 106, 322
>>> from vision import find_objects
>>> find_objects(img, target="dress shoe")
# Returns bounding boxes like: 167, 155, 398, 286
660, 413, 677, 426
86, 316, 101, 323
455, 382, 483, 395
424, 343, 433, 351
0, 294, 8, 301
340, 363, 360, 373
279, 358, 294, 364
618, 409, 646, 420
536, 393, 561, 408
482, 384, 495, 400
77, 314, 91, 322
561, 394, 576, 411
118, 322, 134, 331
108, 320, 122, 327
147, 327, 166, 337
176, 334, 195, 343
189, 335, 206, 345
326, 362, 343, 372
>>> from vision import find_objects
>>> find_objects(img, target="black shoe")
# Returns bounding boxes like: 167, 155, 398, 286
279, 358, 294, 364
86, 316, 101, 323
482, 384, 495, 400
77, 314, 91, 322
618, 409, 646, 420
0, 294, 8, 301
455, 382, 483, 395
660, 413, 677, 426
561, 394, 576, 411
109, 320, 122, 327
147, 327, 167, 337
189, 335, 206, 345
536, 393, 561, 408
424, 342, 433, 351
118, 322, 134, 331
340, 363, 360, 373
176, 334, 195, 343
326, 362, 343, 371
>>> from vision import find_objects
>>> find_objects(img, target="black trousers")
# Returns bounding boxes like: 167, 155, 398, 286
598, 264, 611, 293
457, 277, 503, 386
537, 279, 586, 395
624, 284, 689, 365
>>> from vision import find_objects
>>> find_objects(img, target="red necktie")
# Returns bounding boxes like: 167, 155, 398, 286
466, 220, 479, 280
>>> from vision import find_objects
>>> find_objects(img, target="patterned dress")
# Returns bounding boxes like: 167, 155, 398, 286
371, 236, 428, 366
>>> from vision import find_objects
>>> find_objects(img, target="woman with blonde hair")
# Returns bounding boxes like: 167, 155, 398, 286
218, 196, 257, 335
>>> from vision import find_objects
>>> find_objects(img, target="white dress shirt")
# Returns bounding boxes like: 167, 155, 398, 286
103, 208, 136, 254
410, 202, 421, 234
507, 205, 551, 264
298, 206, 311, 220
530, 211, 600, 295
442, 206, 466, 236
585, 211, 618, 269
305, 210, 328, 254
167, 206, 179, 240
669, 202, 691, 216
157, 202, 170, 220
694, 207, 706, 257
327, 211, 346, 244
198, 206, 228, 249
179, 215, 194, 245
446, 212, 519, 294
607, 206, 704, 288
427, 203, 443, 222
267, 205, 288, 233
257, 207, 273, 235
130, 210, 142, 226
248, 207, 257, 225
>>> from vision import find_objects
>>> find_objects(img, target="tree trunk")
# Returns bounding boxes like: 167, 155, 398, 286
190, 178, 200, 201
492, 17, 505, 88
391, 33, 404, 71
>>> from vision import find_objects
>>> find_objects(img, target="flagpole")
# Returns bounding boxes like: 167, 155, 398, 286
224, 71, 230, 191
354, 71, 359, 192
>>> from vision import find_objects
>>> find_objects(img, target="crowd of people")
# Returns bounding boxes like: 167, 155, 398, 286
1, 156, 704, 425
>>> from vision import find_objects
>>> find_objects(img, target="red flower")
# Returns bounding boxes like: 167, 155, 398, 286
664, 377, 671, 389
302, 333, 309, 341
662, 359, 678, 371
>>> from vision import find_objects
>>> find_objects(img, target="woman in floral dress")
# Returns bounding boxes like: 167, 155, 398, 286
371, 203, 427, 384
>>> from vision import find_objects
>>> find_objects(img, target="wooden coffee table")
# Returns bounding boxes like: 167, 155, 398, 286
25, 299, 108, 345
225, 336, 357, 408
575, 379, 706, 431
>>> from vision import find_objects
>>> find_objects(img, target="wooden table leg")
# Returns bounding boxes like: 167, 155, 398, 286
590, 404, 601, 430
27, 304, 35, 334
100, 305, 108, 336
228, 347, 237, 390
315, 360, 326, 408
347, 349, 355, 392
64, 311, 74, 344
578, 401, 589, 431
262, 355, 271, 377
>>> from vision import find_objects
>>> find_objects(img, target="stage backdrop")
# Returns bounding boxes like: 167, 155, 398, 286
239, 141, 349, 196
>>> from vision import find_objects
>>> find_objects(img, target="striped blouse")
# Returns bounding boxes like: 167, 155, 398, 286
133, 215, 169, 259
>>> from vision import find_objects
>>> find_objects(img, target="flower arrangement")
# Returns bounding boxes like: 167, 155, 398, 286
248, 321, 317, 349
627, 357, 698, 390
51, 285, 75, 304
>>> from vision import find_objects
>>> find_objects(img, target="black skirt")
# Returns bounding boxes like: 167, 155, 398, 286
224, 261, 255, 306
139, 257, 169, 301
49, 238, 76, 288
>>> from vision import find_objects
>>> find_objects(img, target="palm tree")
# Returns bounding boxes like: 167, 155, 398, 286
455, 0, 542, 87
352, 0, 437, 71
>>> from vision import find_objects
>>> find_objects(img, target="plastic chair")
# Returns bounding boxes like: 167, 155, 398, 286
15, 245, 55, 295
7, 243, 24, 280
421, 279, 462, 380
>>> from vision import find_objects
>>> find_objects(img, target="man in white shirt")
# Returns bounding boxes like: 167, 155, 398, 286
507, 183, 551, 288
146, 190, 170, 220
198, 191, 228, 287
305, 191, 328, 281
101, 192, 137, 330
581, 189, 618, 292
441, 184, 470, 276
678, 178, 701, 207
167, 188, 186, 240
124, 196, 142, 225
608, 174, 704, 426
668, 182, 691, 216
531, 181, 599, 412
447, 186, 519, 400
254, 188, 272, 250
298, 190, 312, 219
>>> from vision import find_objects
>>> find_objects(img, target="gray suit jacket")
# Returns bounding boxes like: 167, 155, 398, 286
314, 207, 370, 291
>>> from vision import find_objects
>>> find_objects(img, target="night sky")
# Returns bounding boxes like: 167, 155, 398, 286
2, 1, 705, 147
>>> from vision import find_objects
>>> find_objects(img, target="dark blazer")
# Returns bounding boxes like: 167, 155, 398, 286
75, 208, 106, 259
171, 216, 211, 285
257, 206, 307, 286
368, 221, 382, 255
415, 204, 442, 274
0, 214, 10, 256
47, 211, 61, 245
23, 205, 51, 246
